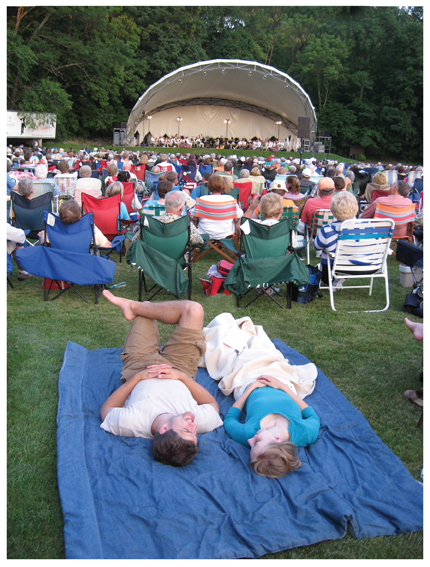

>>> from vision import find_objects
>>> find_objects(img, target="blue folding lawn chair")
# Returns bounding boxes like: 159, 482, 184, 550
15, 210, 115, 304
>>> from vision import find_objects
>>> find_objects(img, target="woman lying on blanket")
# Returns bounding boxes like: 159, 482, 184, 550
224, 375, 320, 479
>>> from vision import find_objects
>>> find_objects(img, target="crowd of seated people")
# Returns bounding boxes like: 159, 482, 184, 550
7, 145, 423, 268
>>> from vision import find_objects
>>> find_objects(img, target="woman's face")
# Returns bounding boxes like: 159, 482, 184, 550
248, 421, 288, 459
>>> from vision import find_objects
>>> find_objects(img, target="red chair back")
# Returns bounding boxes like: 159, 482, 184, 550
121, 182, 135, 214
82, 193, 121, 240
98, 159, 108, 172
133, 164, 146, 181
371, 189, 389, 203
233, 181, 253, 211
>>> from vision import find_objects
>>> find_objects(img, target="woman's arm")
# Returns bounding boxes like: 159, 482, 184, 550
257, 375, 309, 411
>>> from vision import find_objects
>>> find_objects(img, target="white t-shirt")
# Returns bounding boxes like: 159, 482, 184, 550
196, 194, 243, 240
100, 379, 223, 439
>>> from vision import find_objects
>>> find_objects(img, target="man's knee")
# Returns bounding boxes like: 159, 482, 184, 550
181, 301, 204, 327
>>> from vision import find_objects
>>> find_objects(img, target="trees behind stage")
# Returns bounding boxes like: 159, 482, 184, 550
7, 6, 423, 163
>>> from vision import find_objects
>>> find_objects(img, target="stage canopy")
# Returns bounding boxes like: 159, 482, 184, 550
125, 59, 317, 149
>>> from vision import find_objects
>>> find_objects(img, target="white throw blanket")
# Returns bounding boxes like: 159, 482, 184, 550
200, 313, 318, 399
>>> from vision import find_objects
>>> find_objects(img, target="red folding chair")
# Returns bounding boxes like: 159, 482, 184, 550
133, 164, 146, 182
121, 182, 136, 214
98, 159, 108, 172
371, 189, 390, 203
374, 202, 416, 255
82, 193, 125, 261
233, 181, 253, 211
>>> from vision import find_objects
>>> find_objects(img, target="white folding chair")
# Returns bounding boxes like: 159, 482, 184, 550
320, 218, 395, 312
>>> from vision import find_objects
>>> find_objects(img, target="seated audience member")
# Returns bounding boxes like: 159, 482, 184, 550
334, 176, 346, 192
234, 168, 252, 185
37, 199, 113, 249
360, 180, 412, 237
15, 178, 34, 199
34, 164, 49, 180
7, 223, 34, 280
299, 168, 314, 194
314, 191, 359, 285
54, 160, 78, 194
284, 176, 306, 201
122, 151, 132, 172
262, 163, 278, 184
244, 192, 283, 226
143, 179, 172, 213
300, 178, 335, 228
153, 191, 204, 244
7, 163, 18, 194
105, 161, 118, 187
249, 167, 266, 194
216, 161, 238, 181
194, 174, 243, 239
245, 181, 295, 219
100, 291, 223, 467
105, 181, 130, 228
364, 171, 390, 203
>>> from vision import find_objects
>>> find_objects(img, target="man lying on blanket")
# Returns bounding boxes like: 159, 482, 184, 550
100, 291, 223, 467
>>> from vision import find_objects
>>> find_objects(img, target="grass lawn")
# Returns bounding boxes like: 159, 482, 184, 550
7, 240, 423, 559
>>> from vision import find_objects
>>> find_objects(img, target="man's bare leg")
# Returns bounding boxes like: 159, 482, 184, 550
405, 317, 423, 341
102, 290, 203, 330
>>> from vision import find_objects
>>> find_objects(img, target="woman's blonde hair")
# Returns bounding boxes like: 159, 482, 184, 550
249, 441, 301, 479
105, 181, 124, 198
330, 190, 358, 221
251, 167, 261, 176
373, 172, 387, 185
260, 192, 283, 219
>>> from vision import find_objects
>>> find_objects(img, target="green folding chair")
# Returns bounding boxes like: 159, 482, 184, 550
126, 214, 192, 301
224, 218, 310, 309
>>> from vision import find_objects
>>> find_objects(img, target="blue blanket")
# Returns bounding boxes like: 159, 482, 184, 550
57, 340, 423, 559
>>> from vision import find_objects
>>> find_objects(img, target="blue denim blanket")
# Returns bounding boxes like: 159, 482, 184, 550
57, 340, 423, 559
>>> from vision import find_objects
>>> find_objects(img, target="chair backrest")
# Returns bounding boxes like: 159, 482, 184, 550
258, 206, 299, 231
199, 163, 213, 176
98, 160, 108, 171
374, 203, 416, 226
31, 181, 56, 199
182, 164, 197, 181
371, 189, 390, 203
74, 186, 103, 207
233, 181, 253, 211
82, 192, 121, 239
194, 197, 238, 221
145, 170, 163, 192
332, 218, 394, 274
43, 210, 94, 254
383, 170, 398, 184
121, 181, 135, 214
142, 203, 166, 216
407, 170, 423, 188
141, 215, 190, 261
240, 218, 293, 258
133, 164, 146, 181
54, 174, 77, 195
311, 208, 335, 238
10, 191, 53, 237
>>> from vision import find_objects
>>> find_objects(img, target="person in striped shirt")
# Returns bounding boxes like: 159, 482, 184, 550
314, 191, 359, 286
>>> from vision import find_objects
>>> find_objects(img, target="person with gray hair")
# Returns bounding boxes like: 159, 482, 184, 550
79, 165, 92, 178
314, 191, 359, 286
156, 191, 204, 244
34, 164, 48, 180
360, 180, 412, 238
17, 178, 34, 198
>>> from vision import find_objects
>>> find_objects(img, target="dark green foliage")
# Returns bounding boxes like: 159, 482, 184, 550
7, 6, 422, 162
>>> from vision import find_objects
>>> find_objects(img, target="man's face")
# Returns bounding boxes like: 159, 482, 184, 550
167, 412, 198, 444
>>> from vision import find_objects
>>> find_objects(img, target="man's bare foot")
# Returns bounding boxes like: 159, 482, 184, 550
102, 290, 137, 321
405, 317, 423, 341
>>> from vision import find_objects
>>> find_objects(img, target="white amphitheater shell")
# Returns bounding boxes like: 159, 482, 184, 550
125, 59, 317, 150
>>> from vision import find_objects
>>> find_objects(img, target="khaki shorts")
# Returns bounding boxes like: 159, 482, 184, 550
120, 316, 206, 383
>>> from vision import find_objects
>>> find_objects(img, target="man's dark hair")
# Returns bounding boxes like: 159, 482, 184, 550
327, 169, 336, 179
395, 180, 410, 197
157, 179, 173, 199
151, 430, 198, 467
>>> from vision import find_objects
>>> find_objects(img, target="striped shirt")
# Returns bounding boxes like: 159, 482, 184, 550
314, 221, 343, 265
